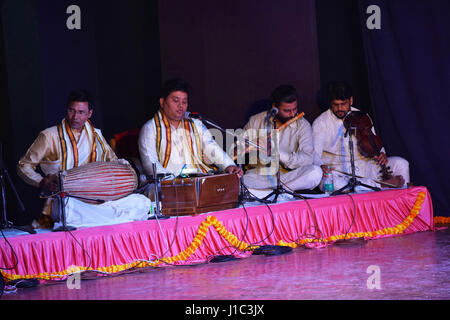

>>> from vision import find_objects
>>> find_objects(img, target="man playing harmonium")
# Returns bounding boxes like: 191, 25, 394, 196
240, 85, 322, 199
17, 89, 151, 230
138, 78, 243, 179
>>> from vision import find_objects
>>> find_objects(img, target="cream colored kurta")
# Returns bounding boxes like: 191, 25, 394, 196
241, 111, 322, 191
17, 123, 150, 228
138, 115, 236, 176
17, 125, 117, 187
312, 108, 410, 191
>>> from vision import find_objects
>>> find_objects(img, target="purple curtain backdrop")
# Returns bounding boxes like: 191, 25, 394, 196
158, 0, 321, 129
359, 0, 450, 216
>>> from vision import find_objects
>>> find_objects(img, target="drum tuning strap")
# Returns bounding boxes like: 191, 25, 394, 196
39, 190, 105, 203
65, 194, 105, 204
39, 190, 62, 199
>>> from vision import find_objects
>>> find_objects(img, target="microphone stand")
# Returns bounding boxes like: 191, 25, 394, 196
148, 163, 170, 220
52, 171, 77, 232
0, 142, 35, 234
190, 113, 269, 204
200, 117, 262, 151
261, 114, 301, 203
331, 126, 380, 195
328, 126, 370, 246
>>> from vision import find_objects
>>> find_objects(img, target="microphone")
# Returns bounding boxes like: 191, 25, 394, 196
185, 111, 202, 119
269, 107, 278, 116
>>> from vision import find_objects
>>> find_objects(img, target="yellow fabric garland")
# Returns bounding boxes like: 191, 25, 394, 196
278, 191, 427, 248
434, 216, 450, 224
0, 191, 432, 281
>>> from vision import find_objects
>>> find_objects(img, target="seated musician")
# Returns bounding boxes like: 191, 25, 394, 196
138, 78, 243, 182
241, 85, 322, 198
312, 81, 410, 191
17, 89, 151, 230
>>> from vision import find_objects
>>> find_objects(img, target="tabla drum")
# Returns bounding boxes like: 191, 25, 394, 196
60, 161, 138, 203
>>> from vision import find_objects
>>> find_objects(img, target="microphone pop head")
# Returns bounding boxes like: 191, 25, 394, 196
185, 111, 202, 119
269, 107, 279, 116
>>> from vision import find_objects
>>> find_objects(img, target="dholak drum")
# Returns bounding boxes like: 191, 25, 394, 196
60, 161, 138, 203
160, 173, 240, 216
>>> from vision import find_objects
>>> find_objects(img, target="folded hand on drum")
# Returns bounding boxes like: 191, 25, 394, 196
39, 174, 59, 192
117, 158, 131, 166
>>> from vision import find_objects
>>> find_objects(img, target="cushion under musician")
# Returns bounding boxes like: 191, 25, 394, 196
17, 89, 151, 230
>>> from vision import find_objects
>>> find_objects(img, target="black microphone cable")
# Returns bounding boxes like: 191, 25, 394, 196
59, 196, 93, 277
279, 181, 326, 247
0, 229, 19, 271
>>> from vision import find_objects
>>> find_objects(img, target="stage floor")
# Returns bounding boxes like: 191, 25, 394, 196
2, 226, 449, 300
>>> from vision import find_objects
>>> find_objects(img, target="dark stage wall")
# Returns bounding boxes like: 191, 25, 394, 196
315, 0, 372, 115
0, 0, 162, 224
358, 0, 450, 217
159, 0, 322, 128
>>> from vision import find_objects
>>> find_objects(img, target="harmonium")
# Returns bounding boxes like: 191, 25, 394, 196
160, 173, 240, 216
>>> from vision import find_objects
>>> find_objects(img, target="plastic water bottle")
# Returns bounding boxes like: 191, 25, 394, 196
149, 201, 162, 218
323, 168, 334, 193
148, 202, 155, 217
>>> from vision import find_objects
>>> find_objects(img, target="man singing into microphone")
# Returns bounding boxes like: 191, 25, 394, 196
241, 85, 322, 198
138, 78, 243, 178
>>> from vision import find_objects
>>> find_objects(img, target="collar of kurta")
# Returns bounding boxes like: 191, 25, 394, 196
57, 119, 107, 170
153, 110, 216, 173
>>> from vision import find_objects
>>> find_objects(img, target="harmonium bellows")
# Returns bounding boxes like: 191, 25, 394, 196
160, 173, 239, 216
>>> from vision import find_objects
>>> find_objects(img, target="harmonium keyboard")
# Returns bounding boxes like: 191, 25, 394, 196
160, 173, 240, 216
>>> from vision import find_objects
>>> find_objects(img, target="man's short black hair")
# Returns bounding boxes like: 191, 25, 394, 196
326, 81, 353, 103
67, 89, 94, 110
160, 78, 192, 99
270, 85, 298, 107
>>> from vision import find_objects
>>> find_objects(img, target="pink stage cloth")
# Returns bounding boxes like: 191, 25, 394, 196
0, 186, 434, 281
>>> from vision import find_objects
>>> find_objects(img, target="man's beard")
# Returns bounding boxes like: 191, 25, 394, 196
277, 114, 295, 124
332, 110, 349, 119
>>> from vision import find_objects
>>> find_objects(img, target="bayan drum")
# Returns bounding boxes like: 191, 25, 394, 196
60, 161, 138, 203
160, 173, 240, 216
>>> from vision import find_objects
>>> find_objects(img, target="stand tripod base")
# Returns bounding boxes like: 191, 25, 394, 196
148, 214, 170, 220
331, 178, 380, 196
52, 225, 77, 232
262, 186, 302, 203
239, 192, 272, 204
1, 162, 32, 235
238, 183, 272, 204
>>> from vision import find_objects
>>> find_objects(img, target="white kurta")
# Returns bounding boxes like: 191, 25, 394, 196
17, 122, 150, 229
138, 115, 236, 176
242, 111, 322, 192
312, 108, 410, 191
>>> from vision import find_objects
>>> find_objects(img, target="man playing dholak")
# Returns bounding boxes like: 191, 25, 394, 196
312, 81, 409, 192
17, 89, 150, 230
240, 85, 322, 199
138, 78, 243, 179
